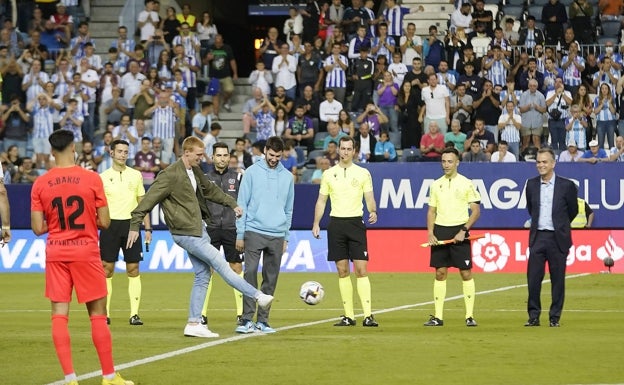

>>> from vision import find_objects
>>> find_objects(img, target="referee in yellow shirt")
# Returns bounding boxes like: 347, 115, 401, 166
100, 140, 151, 325
312, 136, 379, 327
425, 147, 481, 327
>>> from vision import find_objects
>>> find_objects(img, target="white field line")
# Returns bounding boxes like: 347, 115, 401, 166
44, 273, 591, 385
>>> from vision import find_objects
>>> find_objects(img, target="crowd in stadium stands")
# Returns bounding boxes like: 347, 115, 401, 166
1, 0, 624, 185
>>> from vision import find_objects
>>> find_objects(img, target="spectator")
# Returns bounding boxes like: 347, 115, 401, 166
451, 3, 473, 34
319, 88, 343, 131
336, 109, 355, 137
465, 117, 496, 155
491, 140, 516, 162
176, 3, 196, 29
558, 139, 582, 162
259, 27, 281, 69
271, 86, 294, 116
450, 83, 472, 131
76, 57, 99, 140
445, 119, 467, 153
297, 40, 324, 95
283, 7, 304, 43
27, 93, 55, 169
197, 11, 218, 58
12, 157, 38, 183
397, 80, 423, 149
160, 7, 181, 45
76, 140, 99, 171
232, 137, 253, 170
242, 87, 265, 134
546, 77, 573, 152
133, 137, 160, 185
519, 79, 547, 151
362, 0, 381, 38
420, 121, 445, 161
598, 40, 623, 71
502, 18, 519, 45
457, 62, 482, 99
70, 22, 95, 60
578, 139, 609, 163
471, 0, 493, 36
131, 78, 155, 125
295, 85, 321, 122
323, 139, 340, 166
354, 122, 377, 163
280, 140, 298, 182
112, 114, 139, 162
192, 100, 213, 139
542, 57, 563, 94
399, 22, 422, 65
542, 0, 568, 46
518, 58, 545, 92
593, 82, 617, 150
424, 25, 445, 69
323, 42, 348, 104
356, 102, 388, 138
202, 122, 221, 161
25, 30, 49, 63
376, 70, 399, 133
145, 93, 179, 164
22, 59, 49, 105
172, 22, 200, 59
323, 119, 348, 150
285, 105, 315, 151
348, 25, 371, 60
497, 100, 522, 156
436, 60, 456, 92
518, 16, 545, 54
59, 98, 84, 150
120, 60, 147, 115
609, 135, 624, 162
404, 57, 428, 89
592, 56, 619, 92
569, 0, 594, 43
311, 157, 330, 184
145, 30, 170, 67
1, 95, 30, 157
564, 104, 588, 150
274, 107, 288, 137
388, 52, 408, 86
205, 35, 236, 116
249, 61, 273, 97
373, 130, 397, 162
102, 86, 128, 128
350, 45, 375, 112
172, 43, 199, 118
472, 79, 501, 141
420, 72, 450, 134
382, 0, 423, 46
96, 131, 114, 173
151, 136, 170, 169
253, 98, 277, 141
483, 45, 510, 88
561, 42, 584, 96
49, 3, 73, 43
138, 0, 160, 42
462, 138, 490, 162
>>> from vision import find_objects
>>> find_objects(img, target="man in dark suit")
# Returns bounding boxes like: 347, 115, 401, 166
524, 147, 578, 327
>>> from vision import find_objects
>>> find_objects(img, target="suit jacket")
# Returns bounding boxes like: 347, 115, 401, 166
526, 175, 578, 253
518, 28, 545, 47
354, 133, 377, 161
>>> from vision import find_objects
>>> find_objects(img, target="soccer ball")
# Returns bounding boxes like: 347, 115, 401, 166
299, 281, 324, 305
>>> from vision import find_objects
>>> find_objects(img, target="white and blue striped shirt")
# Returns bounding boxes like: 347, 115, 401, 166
485, 58, 507, 87
497, 113, 522, 143
561, 56, 584, 87
32, 104, 54, 139
151, 106, 177, 139
52, 70, 73, 97
371, 36, 395, 62
564, 117, 587, 149
363, 7, 377, 37
171, 56, 198, 88
23, 72, 50, 103
593, 97, 617, 121
382, 5, 410, 37
324, 55, 348, 88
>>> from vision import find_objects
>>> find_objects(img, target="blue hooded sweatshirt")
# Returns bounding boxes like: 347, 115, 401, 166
236, 157, 294, 240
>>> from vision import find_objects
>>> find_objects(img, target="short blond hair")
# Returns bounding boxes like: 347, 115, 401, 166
182, 136, 205, 152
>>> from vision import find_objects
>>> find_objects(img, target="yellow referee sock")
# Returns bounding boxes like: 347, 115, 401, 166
463, 278, 476, 319
356, 276, 372, 317
201, 278, 214, 318
106, 278, 113, 318
338, 277, 355, 319
433, 279, 446, 320
128, 275, 141, 316
233, 272, 244, 317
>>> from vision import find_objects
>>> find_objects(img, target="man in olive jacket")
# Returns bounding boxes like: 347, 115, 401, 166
127, 136, 273, 338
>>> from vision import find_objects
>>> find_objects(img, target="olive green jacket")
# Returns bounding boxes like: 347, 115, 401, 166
130, 160, 237, 236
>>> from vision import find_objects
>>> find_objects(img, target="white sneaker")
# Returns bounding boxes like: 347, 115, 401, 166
223, 103, 232, 112
256, 293, 274, 309
184, 323, 220, 338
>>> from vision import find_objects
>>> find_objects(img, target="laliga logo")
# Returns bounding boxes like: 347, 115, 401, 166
597, 234, 624, 263
472, 233, 510, 272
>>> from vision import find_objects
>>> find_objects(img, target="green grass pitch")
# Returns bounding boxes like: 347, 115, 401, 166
2, 272, 623, 385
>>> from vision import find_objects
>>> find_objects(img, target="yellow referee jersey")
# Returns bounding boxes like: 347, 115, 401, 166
428, 173, 480, 226
319, 164, 373, 218
100, 167, 145, 220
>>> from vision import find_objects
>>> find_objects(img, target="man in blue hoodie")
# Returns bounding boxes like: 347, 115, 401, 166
235, 136, 295, 334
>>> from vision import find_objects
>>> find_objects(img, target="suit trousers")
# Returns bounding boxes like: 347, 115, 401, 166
527, 231, 567, 322
242, 231, 284, 323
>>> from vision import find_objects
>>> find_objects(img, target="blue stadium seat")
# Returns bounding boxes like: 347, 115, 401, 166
401, 148, 422, 162
294, 146, 307, 168
313, 132, 328, 149
527, 5, 542, 19
307, 149, 325, 163
601, 20, 620, 38
503, 5, 525, 20
531, 0, 550, 6
300, 168, 315, 183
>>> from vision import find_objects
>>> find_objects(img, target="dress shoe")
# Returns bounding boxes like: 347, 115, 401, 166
524, 318, 540, 327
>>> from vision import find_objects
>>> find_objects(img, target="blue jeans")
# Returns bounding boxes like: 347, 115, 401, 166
507, 141, 520, 158
548, 119, 566, 152
379, 105, 399, 133
172, 229, 260, 323
596, 119, 616, 149
485, 125, 499, 143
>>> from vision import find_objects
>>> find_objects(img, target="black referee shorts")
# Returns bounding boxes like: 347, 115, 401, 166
327, 217, 369, 262
430, 224, 472, 270
207, 227, 243, 264
100, 220, 143, 263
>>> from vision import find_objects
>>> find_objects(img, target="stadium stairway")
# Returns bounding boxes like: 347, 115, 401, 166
403, 0, 457, 35
89, 0, 126, 54
206, 79, 252, 148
